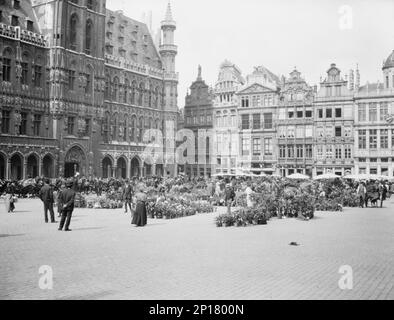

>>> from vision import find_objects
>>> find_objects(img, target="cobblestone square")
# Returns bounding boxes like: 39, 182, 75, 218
1, 197, 393, 300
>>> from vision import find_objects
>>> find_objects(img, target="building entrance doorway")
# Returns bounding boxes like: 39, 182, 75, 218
64, 162, 79, 178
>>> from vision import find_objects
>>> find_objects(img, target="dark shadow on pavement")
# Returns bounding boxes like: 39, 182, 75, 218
72, 227, 105, 231
0, 234, 25, 238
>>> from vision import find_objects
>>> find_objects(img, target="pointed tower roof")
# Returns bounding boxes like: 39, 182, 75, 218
383, 50, 394, 70
165, 1, 173, 21
161, 1, 176, 28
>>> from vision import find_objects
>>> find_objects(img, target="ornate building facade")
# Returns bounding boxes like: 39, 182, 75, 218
0, 0, 53, 180
183, 66, 214, 177
313, 63, 355, 176
353, 51, 394, 177
1, 0, 179, 179
237, 66, 280, 174
212, 60, 244, 175
276, 69, 315, 176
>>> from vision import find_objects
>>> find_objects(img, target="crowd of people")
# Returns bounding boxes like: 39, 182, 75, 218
356, 180, 391, 208
1, 174, 393, 230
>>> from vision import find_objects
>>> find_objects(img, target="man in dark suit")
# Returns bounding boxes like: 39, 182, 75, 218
224, 183, 235, 214
39, 178, 56, 223
122, 179, 133, 214
58, 179, 76, 231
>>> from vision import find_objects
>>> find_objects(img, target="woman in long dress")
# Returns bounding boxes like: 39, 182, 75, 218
131, 184, 147, 227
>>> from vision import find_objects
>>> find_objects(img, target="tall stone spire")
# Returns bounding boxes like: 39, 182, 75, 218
165, 1, 174, 22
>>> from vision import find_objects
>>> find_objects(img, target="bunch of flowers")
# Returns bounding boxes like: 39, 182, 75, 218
216, 208, 268, 227
146, 195, 214, 219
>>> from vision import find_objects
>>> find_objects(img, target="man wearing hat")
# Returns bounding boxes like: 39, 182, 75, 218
224, 183, 235, 214
58, 179, 76, 231
39, 178, 56, 223
122, 179, 133, 214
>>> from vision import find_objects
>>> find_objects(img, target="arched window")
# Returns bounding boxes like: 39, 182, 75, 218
148, 84, 152, 107
112, 113, 118, 140
138, 83, 144, 106
70, 14, 78, 51
138, 117, 143, 142
112, 77, 119, 101
131, 81, 137, 105
123, 115, 128, 141
104, 75, 110, 99
124, 79, 129, 103
85, 19, 93, 55
154, 87, 159, 109
85, 65, 93, 94
21, 52, 30, 86
2, 48, 13, 82
130, 115, 136, 142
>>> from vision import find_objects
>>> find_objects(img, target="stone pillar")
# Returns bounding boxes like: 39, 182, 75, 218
152, 164, 156, 176
112, 166, 116, 178
6, 158, 10, 180
126, 158, 131, 179
23, 157, 27, 180
139, 163, 144, 178
38, 156, 42, 177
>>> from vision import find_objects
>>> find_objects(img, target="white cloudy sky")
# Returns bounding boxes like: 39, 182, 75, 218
107, 0, 394, 109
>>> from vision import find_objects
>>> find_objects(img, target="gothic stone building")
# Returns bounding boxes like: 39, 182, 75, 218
0, 0, 179, 180
0, 0, 53, 180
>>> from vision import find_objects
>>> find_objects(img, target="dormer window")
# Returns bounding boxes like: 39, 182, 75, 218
87, 0, 93, 10
11, 15, 19, 26
105, 44, 113, 55
26, 20, 33, 32
14, 0, 20, 9
118, 48, 126, 58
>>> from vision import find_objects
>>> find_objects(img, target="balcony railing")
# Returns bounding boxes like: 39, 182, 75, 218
105, 54, 164, 79
0, 135, 58, 148
0, 23, 47, 48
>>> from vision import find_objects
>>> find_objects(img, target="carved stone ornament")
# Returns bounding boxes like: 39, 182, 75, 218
44, 115, 49, 129
63, 117, 68, 131
77, 117, 86, 134
65, 146, 86, 163
14, 111, 22, 129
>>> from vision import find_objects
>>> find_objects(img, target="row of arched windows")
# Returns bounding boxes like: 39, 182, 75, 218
70, 0, 97, 11
104, 77, 162, 109
103, 113, 162, 143
1, 47, 44, 87
69, 13, 94, 55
